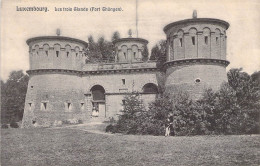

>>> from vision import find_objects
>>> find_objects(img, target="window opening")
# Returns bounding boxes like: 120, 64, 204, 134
204, 36, 208, 45
45, 51, 48, 56
41, 102, 47, 110
179, 38, 183, 47
81, 103, 84, 108
195, 79, 201, 83
122, 79, 125, 85
192, 37, 195, 45
43, 103, 47, 109
67, 103, 71, 109
216, 37, 219, 42
67, 52, 69, 57
76, 53, 78, 57
56, 51, 59, 57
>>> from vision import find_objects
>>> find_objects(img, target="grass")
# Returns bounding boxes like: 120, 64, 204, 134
1, 128, 260, 166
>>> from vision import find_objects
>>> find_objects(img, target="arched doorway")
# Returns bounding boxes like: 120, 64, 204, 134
90, 85, 106, 118
142, 83, 158, 94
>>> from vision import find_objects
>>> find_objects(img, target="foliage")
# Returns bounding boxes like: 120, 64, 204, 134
150, 40, 167, 68
10, 121, 19, 128
109, 68, 260, 136
1, 70, 29, 124
111, 93, 146, 134
105, 124, 116, 133
111, 31, 121, 41
141, 45, 149, 62
150, 40, 166, 61
86, 36, 114, 63
1, 124, 8, 129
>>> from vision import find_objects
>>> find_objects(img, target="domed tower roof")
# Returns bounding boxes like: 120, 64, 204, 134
163, 18, 229, 33
26, 36, 88, 47
112, 37, 148, 45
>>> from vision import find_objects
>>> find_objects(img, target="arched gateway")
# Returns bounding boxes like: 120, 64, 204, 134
90, 85, 106, 118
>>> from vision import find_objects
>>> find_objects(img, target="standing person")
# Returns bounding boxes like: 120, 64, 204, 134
165, 115, 174, 137
92, 107, 98, 117
165, 117, 171, 136
169, 115, 175, 136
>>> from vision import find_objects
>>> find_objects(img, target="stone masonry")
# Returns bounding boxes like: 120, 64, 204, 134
22, 14, 230, 128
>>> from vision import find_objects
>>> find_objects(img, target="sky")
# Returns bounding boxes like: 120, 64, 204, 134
1, 0, 260, 81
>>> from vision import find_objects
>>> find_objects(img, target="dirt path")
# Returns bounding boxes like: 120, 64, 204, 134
49, 122, 115, 135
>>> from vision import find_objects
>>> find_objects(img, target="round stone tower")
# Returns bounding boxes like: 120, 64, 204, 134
163, 13, 230, 98
113, 37, 148, 63
22, 35, 88, 128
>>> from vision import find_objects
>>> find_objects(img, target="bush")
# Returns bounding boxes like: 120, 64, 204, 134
10, 122, 19, 128
1, 124, 8, 129
105, 124, 116, 133
110, 69, 260, 136
111, 93, 146, 134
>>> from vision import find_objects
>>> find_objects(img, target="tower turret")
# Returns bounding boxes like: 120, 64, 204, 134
163, 12, 230, 98
113, 37, 148, 63
27, 36, 88, 71
22, 35, 88, 128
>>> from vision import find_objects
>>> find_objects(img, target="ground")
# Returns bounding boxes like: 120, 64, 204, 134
1, 126, 260, 166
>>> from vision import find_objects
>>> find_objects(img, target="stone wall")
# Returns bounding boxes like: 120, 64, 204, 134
22, 70, 159, 127
28, 37, 87, 71
165, 21, 228, 61
165, 63, 228, 99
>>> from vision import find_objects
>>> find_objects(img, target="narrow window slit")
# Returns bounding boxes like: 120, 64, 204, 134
67, 103, 71, 110
204, 36, 208, 45
81, 103, 84, 109
179, 38, 183, 47
43, 103, 47, 109
192, 37, 195, 45
56, 51, 59, 57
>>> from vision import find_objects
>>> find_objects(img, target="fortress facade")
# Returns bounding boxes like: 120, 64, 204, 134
22, 14, 230, 127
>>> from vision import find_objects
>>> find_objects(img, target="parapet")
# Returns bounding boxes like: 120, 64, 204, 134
27, 36, 88, 71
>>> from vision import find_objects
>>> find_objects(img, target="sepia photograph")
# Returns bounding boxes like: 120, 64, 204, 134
1, 0, 260, 165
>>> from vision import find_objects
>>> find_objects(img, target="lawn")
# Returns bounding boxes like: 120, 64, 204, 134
1, 128, 260, 166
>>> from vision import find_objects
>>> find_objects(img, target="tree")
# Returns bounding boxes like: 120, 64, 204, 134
227, 68, 260, 108
141, 45, 149, 62
86, 35, 114, 63
97, 36, 114, 62
111, 31, 120, 41
1, 70, 29, 123
113, 93, 146, 134
150, 40, 166, 61
150, 40, 167, 68
86, 35, 102, 63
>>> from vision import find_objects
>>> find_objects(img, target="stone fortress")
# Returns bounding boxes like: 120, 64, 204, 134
22, 12, 230, 127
